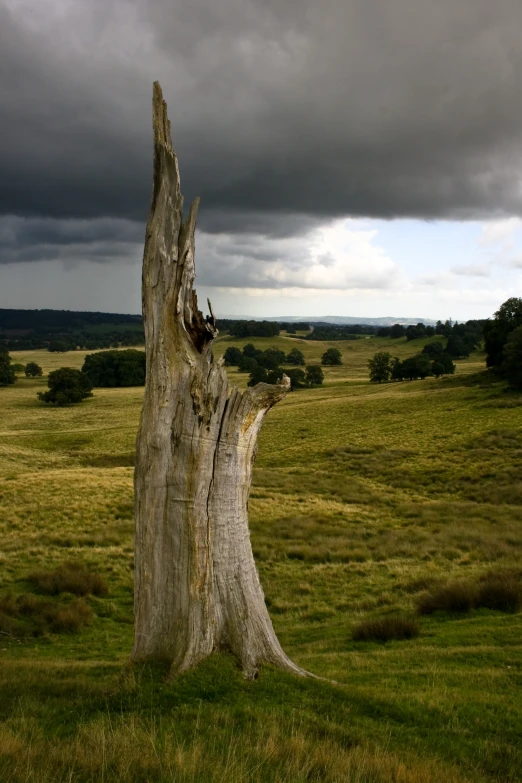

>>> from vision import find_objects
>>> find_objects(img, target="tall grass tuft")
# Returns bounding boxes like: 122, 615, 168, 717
352, 614, 420, 642
0, 711, 471, 783
0, 593, 92, 637
417, 570, 522, 615
416, 581, 478, 615
476, 570, 522, 612
27, 561, 109, 597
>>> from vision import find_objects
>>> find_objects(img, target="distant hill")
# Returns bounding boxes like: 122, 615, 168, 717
220, 315, 438, 326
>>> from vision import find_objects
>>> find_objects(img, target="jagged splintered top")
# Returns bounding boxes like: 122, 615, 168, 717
146, 81, 217, 354
152, 81, 174, 152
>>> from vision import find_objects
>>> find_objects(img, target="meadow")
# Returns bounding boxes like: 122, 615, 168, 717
0, 332, 521, 782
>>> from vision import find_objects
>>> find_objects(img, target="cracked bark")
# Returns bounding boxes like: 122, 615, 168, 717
132, 82, 308, 679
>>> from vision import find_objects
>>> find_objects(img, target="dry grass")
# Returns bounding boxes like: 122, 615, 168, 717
0, 711, 474, 783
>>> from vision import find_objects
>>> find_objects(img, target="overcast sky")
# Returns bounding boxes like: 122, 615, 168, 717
1, 0, 522, 320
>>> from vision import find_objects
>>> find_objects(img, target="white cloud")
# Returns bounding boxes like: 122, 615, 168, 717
451, 263, 490, 277
196, 218, 402, 292
479, 217, 522, 247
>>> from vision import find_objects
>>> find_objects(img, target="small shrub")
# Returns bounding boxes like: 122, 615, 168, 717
416, 581, 478, 614
0, 593, 92, 637
352, 614, 420, 642
27, 561, 108, 597
49, 600, 93, 632
286, 549, 305, 560
15, 593, 42, 615
401, 575, 442, 594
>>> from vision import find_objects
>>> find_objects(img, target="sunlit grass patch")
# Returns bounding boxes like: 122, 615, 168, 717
0, 709, 472, 783
1, 339, 521, 781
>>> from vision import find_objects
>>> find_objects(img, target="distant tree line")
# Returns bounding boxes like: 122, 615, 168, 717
0, 309, 144, 351
44, 328, 144, 352
223, 320, 281, 338
219, 320, 311, 338
377, 319, 484, 355
369, 298, 522, 390
223, 344, 324, 388
279, 322, 311, 334
0, 309, 142, 332
376, 324, 411, 339
367, 318, 485, 383
305, 325, 375, 341
368, 347, 455, 383
378, 322, 437, 340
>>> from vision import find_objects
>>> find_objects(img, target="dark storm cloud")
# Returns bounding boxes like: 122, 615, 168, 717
198, 210, 323, 239
0, 215, 143, 264
2, 0, 522, 253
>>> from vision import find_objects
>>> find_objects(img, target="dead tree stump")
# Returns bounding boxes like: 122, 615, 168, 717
132, 82, 307, 679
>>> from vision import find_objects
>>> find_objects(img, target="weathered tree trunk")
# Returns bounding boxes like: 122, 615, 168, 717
132, 82, 307, 679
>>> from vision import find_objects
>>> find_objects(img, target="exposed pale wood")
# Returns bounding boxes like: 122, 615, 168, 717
132, 82, 308, 679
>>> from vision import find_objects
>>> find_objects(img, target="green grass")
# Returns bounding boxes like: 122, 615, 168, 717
0, 338, 520, 781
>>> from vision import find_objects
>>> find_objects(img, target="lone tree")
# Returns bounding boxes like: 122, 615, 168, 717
321, 347, 342, 366
132, 83, 308, 680
222, 346, 243, 366
37, 367, 92, 406
368, 351, 392, 383
286, 348, 305, 366
25, 362, 43, 377
305, 365, 324, 386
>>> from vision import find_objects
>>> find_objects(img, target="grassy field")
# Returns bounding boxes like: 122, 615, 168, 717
0, 334, 521, 782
